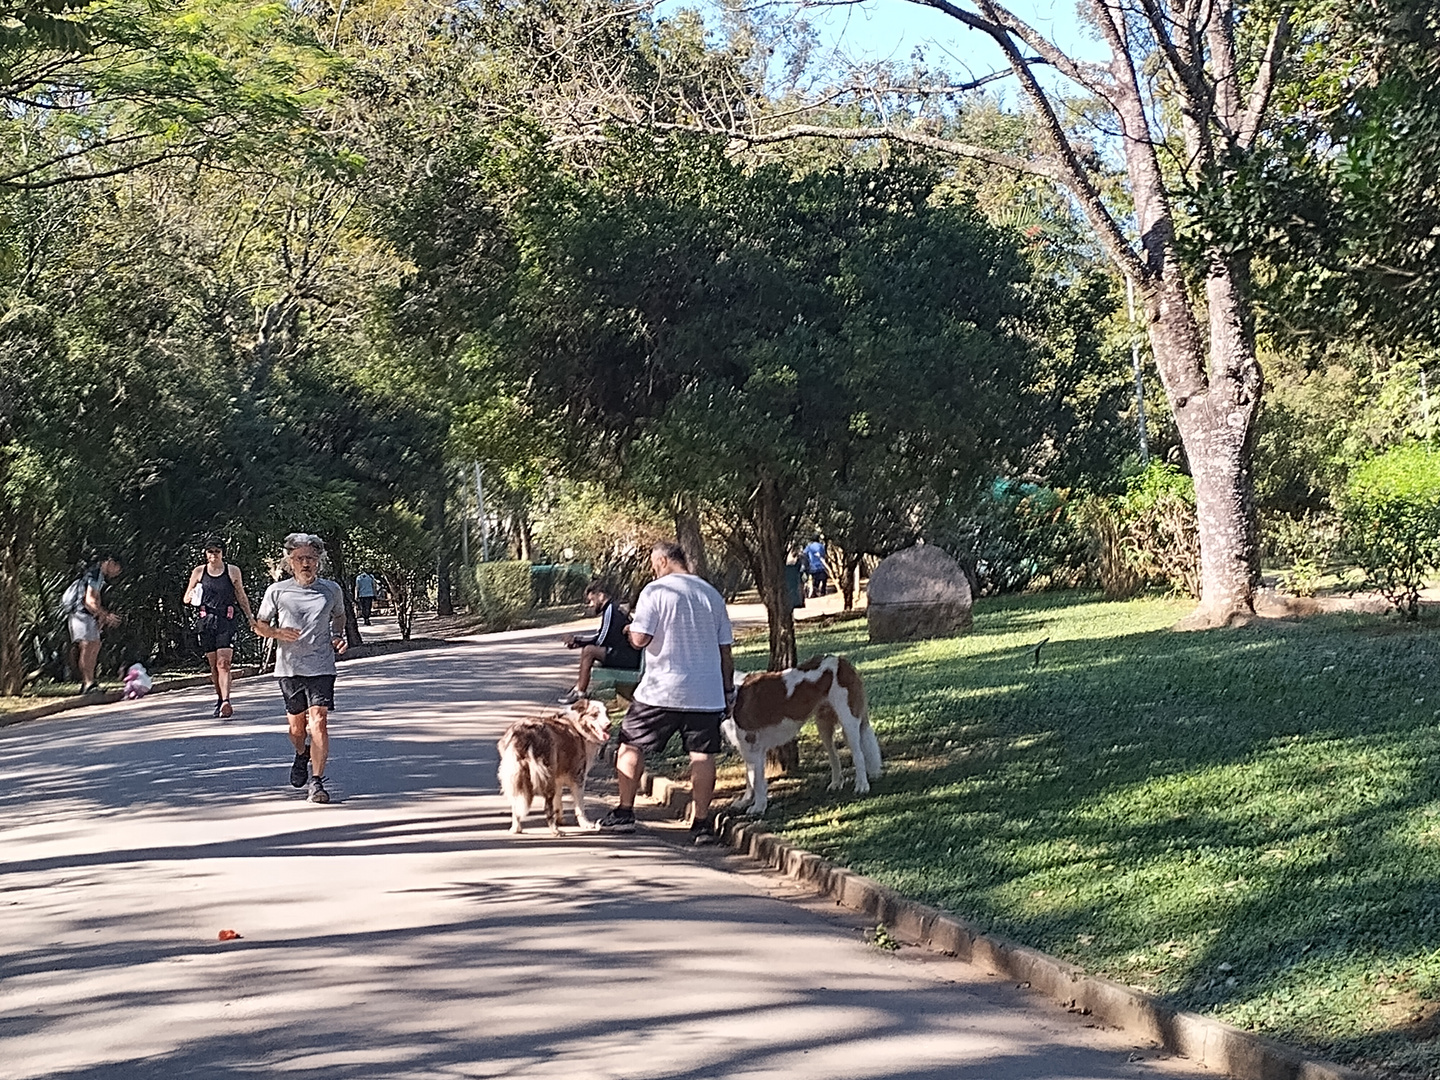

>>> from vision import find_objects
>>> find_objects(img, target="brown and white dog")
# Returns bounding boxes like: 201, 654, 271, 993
721, 655, 881, 815
497, 699, 611, 835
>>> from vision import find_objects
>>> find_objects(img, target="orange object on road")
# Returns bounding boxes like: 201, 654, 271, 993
217, 929, 241, 941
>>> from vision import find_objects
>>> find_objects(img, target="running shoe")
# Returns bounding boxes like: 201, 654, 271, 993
307, 776, 330, 804
80, 683, 102, 696
289, 747, 310, 788
596, 807, 636, 833
556, 687, 584, 704
212, 700, 223, 718
689, 817, 718, 846
219, 700, 233, 719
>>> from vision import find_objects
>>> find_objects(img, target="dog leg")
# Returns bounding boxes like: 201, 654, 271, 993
835, 718, 870, 794
860, 720, 883, 781
572, 781, 598, 831
546, 785, 563, 836
748, 748, 770, 814
509, 794, 530, 834
816, 707, 845, 792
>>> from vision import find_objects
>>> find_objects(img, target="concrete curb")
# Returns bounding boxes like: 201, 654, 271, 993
637, 772, 1361, 1080
0, 665, 263, 729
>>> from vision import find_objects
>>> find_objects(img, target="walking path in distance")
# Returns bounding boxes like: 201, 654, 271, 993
0, 620, 1212, 1080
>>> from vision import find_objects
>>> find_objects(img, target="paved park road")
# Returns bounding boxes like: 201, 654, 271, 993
0, 625, 1210, 1080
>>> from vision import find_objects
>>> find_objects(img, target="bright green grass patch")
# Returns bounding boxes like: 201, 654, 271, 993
732, 592, 1440, 1075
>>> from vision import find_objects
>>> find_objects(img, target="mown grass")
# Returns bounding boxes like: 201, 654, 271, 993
729, 592, 1440, 1076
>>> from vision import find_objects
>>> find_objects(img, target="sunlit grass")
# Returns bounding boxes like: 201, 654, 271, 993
731, 591, 1440, 1074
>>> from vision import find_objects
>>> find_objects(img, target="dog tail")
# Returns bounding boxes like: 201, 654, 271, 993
497, 731, 531, 804
838, 656, 882, 780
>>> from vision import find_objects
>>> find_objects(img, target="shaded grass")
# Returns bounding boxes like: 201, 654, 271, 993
731, 591, 1440, 1076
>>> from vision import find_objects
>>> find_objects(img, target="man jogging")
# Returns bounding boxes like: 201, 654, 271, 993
251, 533, 346, 804
182, 538, 254, 718
598, 541, 733, 845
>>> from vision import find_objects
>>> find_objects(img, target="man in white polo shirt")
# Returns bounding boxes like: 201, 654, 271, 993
598, 540, 734, 844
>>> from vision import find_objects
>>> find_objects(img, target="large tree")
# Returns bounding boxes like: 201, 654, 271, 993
602, 0, 1302, 626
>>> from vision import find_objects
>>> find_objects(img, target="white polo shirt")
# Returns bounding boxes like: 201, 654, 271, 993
629, 572, 733, 711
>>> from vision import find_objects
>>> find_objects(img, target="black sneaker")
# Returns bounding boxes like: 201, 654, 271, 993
81, 683, 102, 696
289, 747, 310, 788
307, 776, 330, 804
597, 807, 636, 833
212, 700, 224, 718
690, 817, 718, 846
557, 687, 583, 704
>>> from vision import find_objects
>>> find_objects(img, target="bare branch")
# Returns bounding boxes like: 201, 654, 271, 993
723, 122, 1068, 179
1237, 8, 1290, 151
909, 0, 1116, 97
1206, 0, 1240, 135
955, 0, 1147, 282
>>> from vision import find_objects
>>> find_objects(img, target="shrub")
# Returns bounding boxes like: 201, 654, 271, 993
933, 480, 1089, 596
1073, 464, 1200, 599
1118, 463, 1200, 598
530, 563, 592, 607
1261, 510, 1340, 596
473, 561, 534, 629
1340, 443, 1440, 618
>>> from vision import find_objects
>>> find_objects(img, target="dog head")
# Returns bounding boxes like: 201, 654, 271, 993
558, 698, 611, 745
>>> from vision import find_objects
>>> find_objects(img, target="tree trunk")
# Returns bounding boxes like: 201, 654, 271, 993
0, 512, 30, 695
753, 478, 795, 670
1144, 262, 1262, 627
327, 530, 363, 647
395, 576, 413, 640
675, 497, 711, 581
436, 552, 453, 617
840, 550, 864, 612
753, 477, 799, 774
515, 512, 534, 563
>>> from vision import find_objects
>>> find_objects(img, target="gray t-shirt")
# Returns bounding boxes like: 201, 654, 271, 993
257, 577, 346, 677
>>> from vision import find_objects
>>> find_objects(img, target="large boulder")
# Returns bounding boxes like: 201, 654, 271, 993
867, 544, 973, 643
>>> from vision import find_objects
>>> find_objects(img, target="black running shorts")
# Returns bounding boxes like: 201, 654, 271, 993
619, 701, 723, 755
600, 644, 642, 671
197, 621, 237, 653
277, 675, 336, 716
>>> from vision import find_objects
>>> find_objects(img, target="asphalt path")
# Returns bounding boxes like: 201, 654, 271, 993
0, 623, 1211, 1080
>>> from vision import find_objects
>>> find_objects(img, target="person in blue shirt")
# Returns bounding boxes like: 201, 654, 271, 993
803, 537, 830, 597
354, 570, 378, 625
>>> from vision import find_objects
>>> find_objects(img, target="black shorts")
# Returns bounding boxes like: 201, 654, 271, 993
277, 675, 336, 715
601, 645, 642, 671
198, 621, 237, 653
620, 701, 724, 755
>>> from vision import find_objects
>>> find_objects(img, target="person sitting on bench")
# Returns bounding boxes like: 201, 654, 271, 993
559, 580, 641, 703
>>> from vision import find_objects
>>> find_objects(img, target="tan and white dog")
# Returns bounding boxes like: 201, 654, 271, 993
497, 699, 611, 835
721, 655, 881, 815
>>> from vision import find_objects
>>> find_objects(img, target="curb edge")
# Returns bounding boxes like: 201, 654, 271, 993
638, 771, 1362, 1080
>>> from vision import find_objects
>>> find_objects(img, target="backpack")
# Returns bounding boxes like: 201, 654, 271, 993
61, 576, 89, 616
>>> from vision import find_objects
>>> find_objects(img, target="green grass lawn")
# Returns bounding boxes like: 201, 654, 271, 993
731, 592, 1440, 1076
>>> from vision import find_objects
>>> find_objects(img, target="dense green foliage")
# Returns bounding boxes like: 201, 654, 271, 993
1340, 444, 1440, 618
733, 595, 1440, 1073
471, 561, 535, 630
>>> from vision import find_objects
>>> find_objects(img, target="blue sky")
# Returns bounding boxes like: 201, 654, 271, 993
804, 0, 1105, 72
656, 0, 1108, 102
